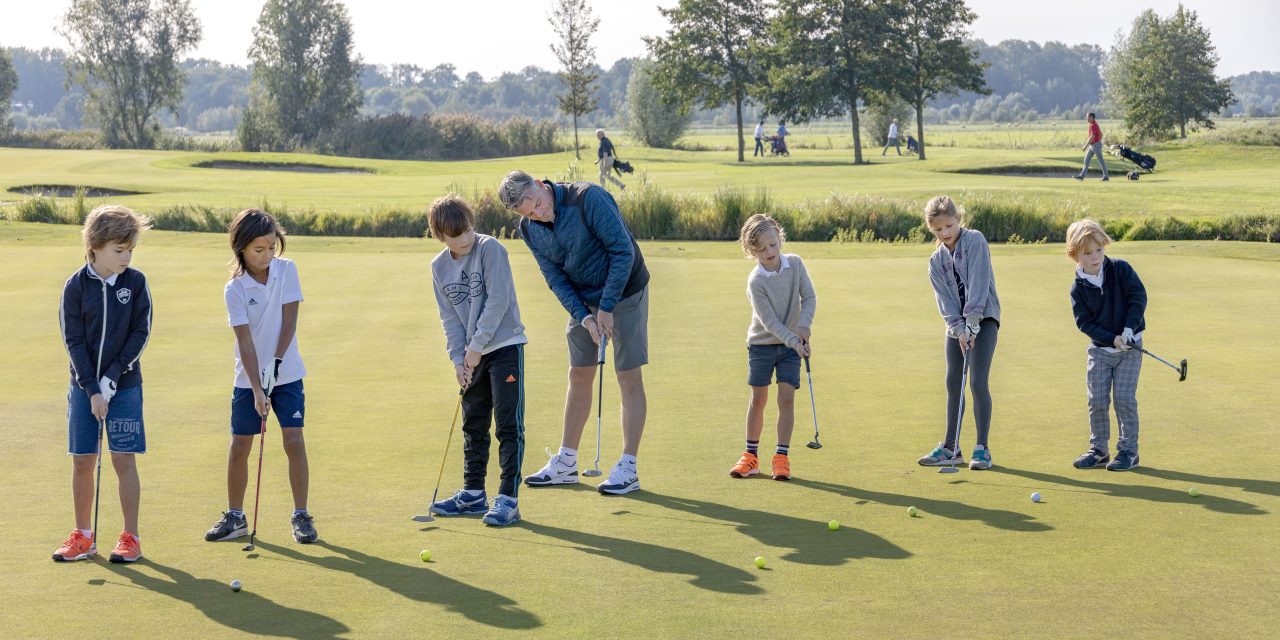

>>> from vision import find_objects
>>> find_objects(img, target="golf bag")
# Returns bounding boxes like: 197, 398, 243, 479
612, 159, 635, 176
768, 135, 790, 157
1110, 145, 1156, 173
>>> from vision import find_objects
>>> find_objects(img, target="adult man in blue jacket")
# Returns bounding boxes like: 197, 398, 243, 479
499, 170, 650, 495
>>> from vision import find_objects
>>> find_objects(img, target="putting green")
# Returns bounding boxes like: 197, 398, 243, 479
2, 221, 1276, 638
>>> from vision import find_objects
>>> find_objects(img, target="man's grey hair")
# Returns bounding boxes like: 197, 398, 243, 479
498, 170, 539, 210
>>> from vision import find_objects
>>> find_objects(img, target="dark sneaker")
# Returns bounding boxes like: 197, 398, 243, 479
1106, 450, 1139, 471
917, 443, 964, 467
481, 495, 521, 527
1101, 177, 1110, 181
430, 490, 489, 516
291, 512, 318, 543
204, 511, 248, 542
1073, 174, 1084, 181
1073, 448, 1110, 469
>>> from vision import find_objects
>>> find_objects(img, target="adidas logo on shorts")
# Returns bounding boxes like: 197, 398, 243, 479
506, 375, 516, 383
292, 411, 302, 419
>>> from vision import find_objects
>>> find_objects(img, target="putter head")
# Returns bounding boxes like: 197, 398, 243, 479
806, 440, 823, 449
582, 469, 603, 477
1179, 359, 1188, 382
938, 466, 961, 474
411, 514, 435, 522
241, 543, 255, 552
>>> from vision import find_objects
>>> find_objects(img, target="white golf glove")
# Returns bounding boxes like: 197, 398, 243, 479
98, 376, 117, 405
1121, 328, 1136, 350
261, 358, 282, 397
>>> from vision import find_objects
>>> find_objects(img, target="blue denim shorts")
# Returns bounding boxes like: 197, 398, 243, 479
231, 380, 305, 436
68, 384, 146, 455
747, 344, 801, 388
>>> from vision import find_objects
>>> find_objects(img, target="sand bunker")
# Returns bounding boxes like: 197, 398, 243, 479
194, 161, 373, 174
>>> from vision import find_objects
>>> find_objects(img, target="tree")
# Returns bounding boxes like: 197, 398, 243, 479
763, 0, 900, 164
645, 0, 770, 163
626, 58, 691, 148
548, 0, 600, 159
59, 0, 202, 148
1103, 5, 1234, 140
242, 0, 362, 150
0, 48, 17, 133
889, 0, 986, 160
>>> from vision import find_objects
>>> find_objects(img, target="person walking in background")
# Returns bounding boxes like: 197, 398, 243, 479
753, 120, 765, 157
774, 120, 790, 156
1075, 112, 1109, 181
882, 118, 901, 156
595, 129, 627, 192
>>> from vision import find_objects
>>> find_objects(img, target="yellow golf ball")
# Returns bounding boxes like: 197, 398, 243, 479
1188, 487, 1200, 497
828, 520, 840, 531
907, 506, 919, 517
754, 556, 766, 569
419, 549, 433, 562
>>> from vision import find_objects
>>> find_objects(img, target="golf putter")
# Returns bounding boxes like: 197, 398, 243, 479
413, 388, 465, 522
1134, 346, 1187, 381
242, 410, 268, 551
583, 336, 608, 478
940, 350, 971, 474
91, 417, 105, 554
803, 352, 821, 449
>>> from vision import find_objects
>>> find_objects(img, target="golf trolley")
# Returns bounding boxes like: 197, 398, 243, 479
1109, 145, 1157, 181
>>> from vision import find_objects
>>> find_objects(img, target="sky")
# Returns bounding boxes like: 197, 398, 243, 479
1, 1, 1277, 79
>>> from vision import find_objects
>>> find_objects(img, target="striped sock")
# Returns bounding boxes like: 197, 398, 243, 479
776, 444, 789, 456
746, 440, 759, 456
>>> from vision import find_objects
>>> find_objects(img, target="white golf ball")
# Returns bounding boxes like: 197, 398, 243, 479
230, 579, 242, 592
1031, 492, 1042, 503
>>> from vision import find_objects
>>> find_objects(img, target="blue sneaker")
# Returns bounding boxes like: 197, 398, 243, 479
481, 495, 521, 527
1073, 448, 1110, 469
1106, 450, 1139, 471
969, 445, 992, 470
916, 443, 963, 467
430, 490, 488, 516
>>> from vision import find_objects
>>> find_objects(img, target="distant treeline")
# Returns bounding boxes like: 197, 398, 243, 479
8, 41, 1277, 136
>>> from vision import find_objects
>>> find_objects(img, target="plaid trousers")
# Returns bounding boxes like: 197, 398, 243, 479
1085, 344, 1142, 454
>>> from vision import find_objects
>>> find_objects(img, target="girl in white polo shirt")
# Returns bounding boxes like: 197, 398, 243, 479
204, 209, 317, 545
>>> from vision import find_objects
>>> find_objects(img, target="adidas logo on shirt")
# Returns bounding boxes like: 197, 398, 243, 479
248, 297, 258, 306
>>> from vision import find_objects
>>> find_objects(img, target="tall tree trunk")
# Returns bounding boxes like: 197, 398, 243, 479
1180, 120, 1186, 139
849, 96, 864, 165
915, 90, 926, 161
573, 112, 581, 160
734, 86, 745, 163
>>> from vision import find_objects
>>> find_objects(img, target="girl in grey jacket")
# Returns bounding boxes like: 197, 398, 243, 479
918, 196, 1001, 471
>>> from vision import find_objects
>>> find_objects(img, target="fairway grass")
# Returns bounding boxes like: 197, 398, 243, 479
3, 123, 1280, 222
2, 221, 1277, 638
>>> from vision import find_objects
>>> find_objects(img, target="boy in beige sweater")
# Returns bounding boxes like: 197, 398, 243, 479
730, 214, 817, 481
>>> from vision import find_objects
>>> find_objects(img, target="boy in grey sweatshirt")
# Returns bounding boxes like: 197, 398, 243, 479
428, 195, 528, 526
730, 214, 817, 482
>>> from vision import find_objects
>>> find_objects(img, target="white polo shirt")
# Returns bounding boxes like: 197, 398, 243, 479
224, 257, 306, 389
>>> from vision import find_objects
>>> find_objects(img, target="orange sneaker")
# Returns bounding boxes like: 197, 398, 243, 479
771, 454, 791, 481
52, 529, 96, 562
729, 452, 760, 478
109, 531, 142, 563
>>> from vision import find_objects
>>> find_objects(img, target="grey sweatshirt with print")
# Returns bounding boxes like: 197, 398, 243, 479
431, 234, 528, 365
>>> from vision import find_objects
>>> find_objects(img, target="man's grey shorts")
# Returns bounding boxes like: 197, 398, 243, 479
567, 287, 649, 371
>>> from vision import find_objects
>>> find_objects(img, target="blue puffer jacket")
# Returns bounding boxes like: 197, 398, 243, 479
60, 265, 153, 398
519, 181, 648, 321
1070, 256, 1147, 348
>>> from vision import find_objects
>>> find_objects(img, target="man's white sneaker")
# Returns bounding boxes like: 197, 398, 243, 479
597, 462, 640, 495
524, 450, 579, 487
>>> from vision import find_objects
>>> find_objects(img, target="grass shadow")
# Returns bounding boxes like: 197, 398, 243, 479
791, 478, 1053, 532
520, 520, 764, 595
253, 540, 541, 630
995, 467, 1268, 515
1133, 467, 1280, 498
99, 560, 349, 639
629, 491, 912, 565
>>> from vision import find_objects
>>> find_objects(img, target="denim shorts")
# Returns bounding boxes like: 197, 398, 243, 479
68, 384, 146, 455
747, 344, 801, 388
231, 379, 305, 436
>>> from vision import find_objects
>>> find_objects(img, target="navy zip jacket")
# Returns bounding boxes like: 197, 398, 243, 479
60, 265, 153, 398
519, 181, 648, 322
1070, 256, 1146, 348
598, 136, 616, 160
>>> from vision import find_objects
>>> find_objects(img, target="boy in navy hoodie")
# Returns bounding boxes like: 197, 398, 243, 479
55, 205, 153, 562
1066, 219, 1146, 471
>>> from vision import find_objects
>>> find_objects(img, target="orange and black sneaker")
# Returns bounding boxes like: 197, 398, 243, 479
771, 454, 792, 481
52, 529, 96, 562
729, 452, 760, 478
109, 531, 142, 563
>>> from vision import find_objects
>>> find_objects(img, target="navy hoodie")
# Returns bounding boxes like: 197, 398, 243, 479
60, 265, 153, 398
1070, 256, 1146, 348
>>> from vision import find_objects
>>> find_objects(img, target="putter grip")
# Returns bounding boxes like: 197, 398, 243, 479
598, 336, 608, 364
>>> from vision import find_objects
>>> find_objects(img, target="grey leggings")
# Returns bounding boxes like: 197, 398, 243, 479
943, 318, 999, 449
